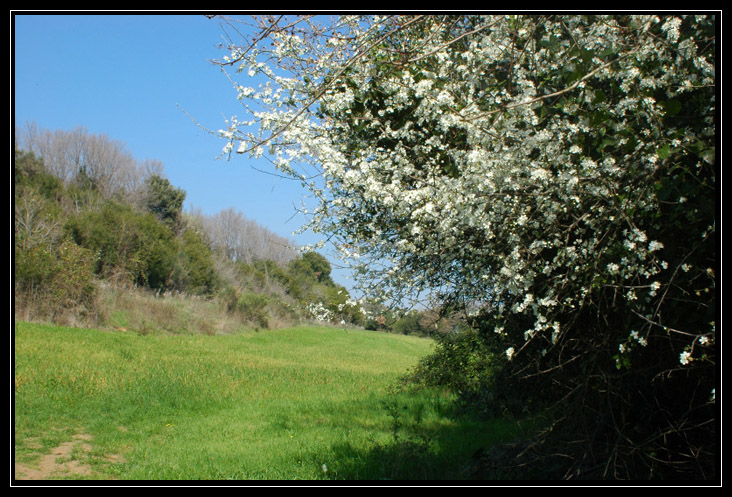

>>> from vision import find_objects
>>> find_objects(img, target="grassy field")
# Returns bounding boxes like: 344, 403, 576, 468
14, 322, 519, 481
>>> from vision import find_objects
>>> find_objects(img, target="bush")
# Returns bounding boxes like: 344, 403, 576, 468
236, 292, 271, 329
14, 150, 99, 323
66, 201, 177, 290
172, 228, 220, 296
408, 327, 501, 416
392, 312, 427, 337
15, 238, 98, 322
219, 287, 271, 329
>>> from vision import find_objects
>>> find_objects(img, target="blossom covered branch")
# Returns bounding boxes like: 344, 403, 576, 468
212, 15, 715, 377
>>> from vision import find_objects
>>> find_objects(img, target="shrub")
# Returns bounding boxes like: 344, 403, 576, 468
408, 327, 501, 417
15, 238, 98, 322
236, 292, 271, 329
392, 312, 427, 337
172, 228, 220, 296
66, 201, 177, 290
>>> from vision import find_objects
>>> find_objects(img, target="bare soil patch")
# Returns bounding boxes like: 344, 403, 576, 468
14, 432, 123, 480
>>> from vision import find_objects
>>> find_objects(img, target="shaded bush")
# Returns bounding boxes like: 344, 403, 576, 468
408, 327, 501, 416
219, 287, 271, 329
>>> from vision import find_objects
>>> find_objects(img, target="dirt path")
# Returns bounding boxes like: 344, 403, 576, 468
14, 433, 112, 480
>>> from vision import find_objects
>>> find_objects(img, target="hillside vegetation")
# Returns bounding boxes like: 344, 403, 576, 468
14, 123, 447, 336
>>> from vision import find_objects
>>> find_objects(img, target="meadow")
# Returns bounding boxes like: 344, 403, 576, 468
14, 322, 519, 481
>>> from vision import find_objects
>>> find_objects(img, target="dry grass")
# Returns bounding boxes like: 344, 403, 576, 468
95, 283, 254, 335
15, 280, 264, 336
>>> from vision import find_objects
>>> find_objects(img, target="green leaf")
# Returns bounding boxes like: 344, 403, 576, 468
701, 146, 715, 165
657, 144, 671, 160
660, 100, 682, 117
599, 46, 616, 58
580, 48, 594, 64
599, 138, 615, 152
592, 89, 606, 105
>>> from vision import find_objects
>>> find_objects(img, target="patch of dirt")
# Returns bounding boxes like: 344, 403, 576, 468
14, 432, 124, 481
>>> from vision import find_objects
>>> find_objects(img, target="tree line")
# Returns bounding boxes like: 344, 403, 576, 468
13, 123, 367, 330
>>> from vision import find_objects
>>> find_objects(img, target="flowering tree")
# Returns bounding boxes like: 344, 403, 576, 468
211, 15, 716, 478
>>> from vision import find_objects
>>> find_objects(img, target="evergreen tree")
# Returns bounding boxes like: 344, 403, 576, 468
144, 174, 186, 234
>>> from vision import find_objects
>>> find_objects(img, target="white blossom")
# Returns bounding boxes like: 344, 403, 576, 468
661, 17, 682, 43
212, 14, 715, 377
679, 350, 693, 366
648, 240, 664, 252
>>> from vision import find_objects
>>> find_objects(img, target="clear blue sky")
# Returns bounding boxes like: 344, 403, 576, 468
13, 13, 354, 291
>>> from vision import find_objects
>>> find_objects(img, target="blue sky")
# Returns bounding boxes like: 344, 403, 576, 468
13, 13, 355, 291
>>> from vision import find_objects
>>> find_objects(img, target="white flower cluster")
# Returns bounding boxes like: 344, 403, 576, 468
215, 15, 715, 363
307, 297, 365, 325
307, 302, 332, 323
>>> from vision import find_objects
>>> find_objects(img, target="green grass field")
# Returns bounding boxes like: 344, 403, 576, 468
14, 322, 518, 481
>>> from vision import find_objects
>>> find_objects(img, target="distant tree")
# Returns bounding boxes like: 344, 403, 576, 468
14, 149, 64, 202
144, 174, 186, 234
300, 251, 332, 284
286, 251, 333, 294
15, 122, 153, 199
196, 207, 298, 264
14, 150, 63, 252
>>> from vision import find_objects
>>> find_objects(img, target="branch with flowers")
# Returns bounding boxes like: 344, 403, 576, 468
208, 14, 716, 479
